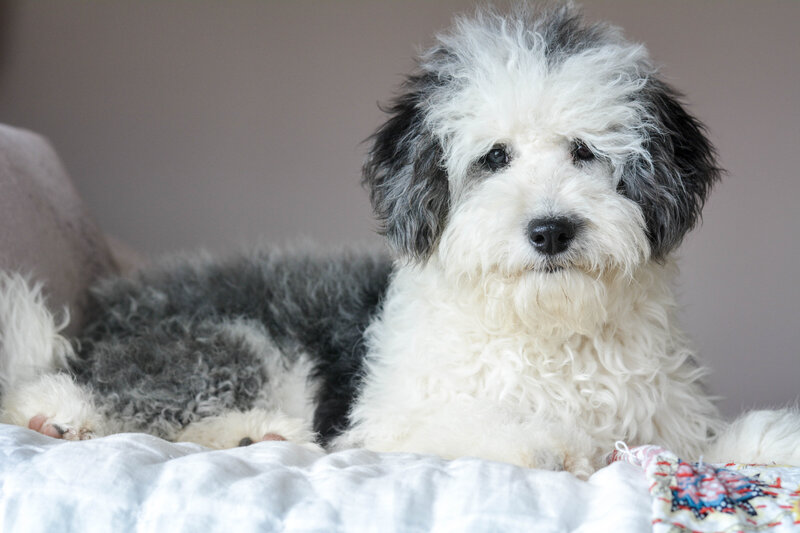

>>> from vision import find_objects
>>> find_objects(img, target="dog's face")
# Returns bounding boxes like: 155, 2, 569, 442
364, 6, 719, 318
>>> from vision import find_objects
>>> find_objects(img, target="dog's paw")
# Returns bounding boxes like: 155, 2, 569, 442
27, 414, 95, 441
561, 451, 595, 480
517, 447, 595, 479
237, 433, 288, 446
537, 443, 597, 480
1, 374, 105, 441
177, 408, 322, 451
503, 422, 598, 479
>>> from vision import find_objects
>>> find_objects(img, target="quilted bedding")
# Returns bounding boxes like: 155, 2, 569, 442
1, 423, 798, 532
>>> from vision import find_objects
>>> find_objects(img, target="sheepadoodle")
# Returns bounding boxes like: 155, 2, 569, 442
1, 4, 798, 477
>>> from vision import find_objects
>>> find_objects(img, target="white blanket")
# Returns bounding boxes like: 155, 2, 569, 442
0, 424, 653, 532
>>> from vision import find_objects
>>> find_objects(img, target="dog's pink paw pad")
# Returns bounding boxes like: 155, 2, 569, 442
27, 415, 93, 440
28, 414, 47, 433
237, 433, 288, 446
28, 415, 67, 438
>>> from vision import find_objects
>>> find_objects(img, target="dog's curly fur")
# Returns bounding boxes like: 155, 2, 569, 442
1, 4, 798, 476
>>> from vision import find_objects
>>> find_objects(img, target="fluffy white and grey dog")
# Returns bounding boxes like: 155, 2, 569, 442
1, 5, 798, 477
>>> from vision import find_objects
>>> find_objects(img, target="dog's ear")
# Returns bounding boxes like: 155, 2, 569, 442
362, 73, 450, 261
619, 78, 722, 260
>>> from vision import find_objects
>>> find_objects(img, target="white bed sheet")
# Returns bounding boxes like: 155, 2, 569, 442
0, 423, 653, 532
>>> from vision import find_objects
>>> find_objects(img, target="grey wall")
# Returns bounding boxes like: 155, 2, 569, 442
0, 1, 797, 417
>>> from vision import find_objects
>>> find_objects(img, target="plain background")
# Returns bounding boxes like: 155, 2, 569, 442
0, 1, 797, 417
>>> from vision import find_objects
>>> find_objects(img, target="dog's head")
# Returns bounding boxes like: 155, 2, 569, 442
363, 5, 719, 305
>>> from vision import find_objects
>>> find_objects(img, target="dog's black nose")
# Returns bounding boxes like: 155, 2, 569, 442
527, 217, 578, 255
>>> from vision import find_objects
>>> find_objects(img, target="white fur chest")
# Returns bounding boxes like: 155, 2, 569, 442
343, 262, 718, 465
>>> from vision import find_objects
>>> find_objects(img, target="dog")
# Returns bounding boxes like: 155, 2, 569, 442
1, 4, 798, 478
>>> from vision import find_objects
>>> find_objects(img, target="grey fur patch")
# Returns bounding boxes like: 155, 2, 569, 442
74, 318, 271, 438
72, 248, 392, 444
620, 78, 721, 259
535, 4, 619, 65
362, 70, 451, 262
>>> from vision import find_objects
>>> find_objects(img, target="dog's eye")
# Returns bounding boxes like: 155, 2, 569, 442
480, 144, 510, 172
571, 140, 595, 163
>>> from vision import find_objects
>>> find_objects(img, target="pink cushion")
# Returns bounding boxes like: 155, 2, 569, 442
0, 124, 117, 335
